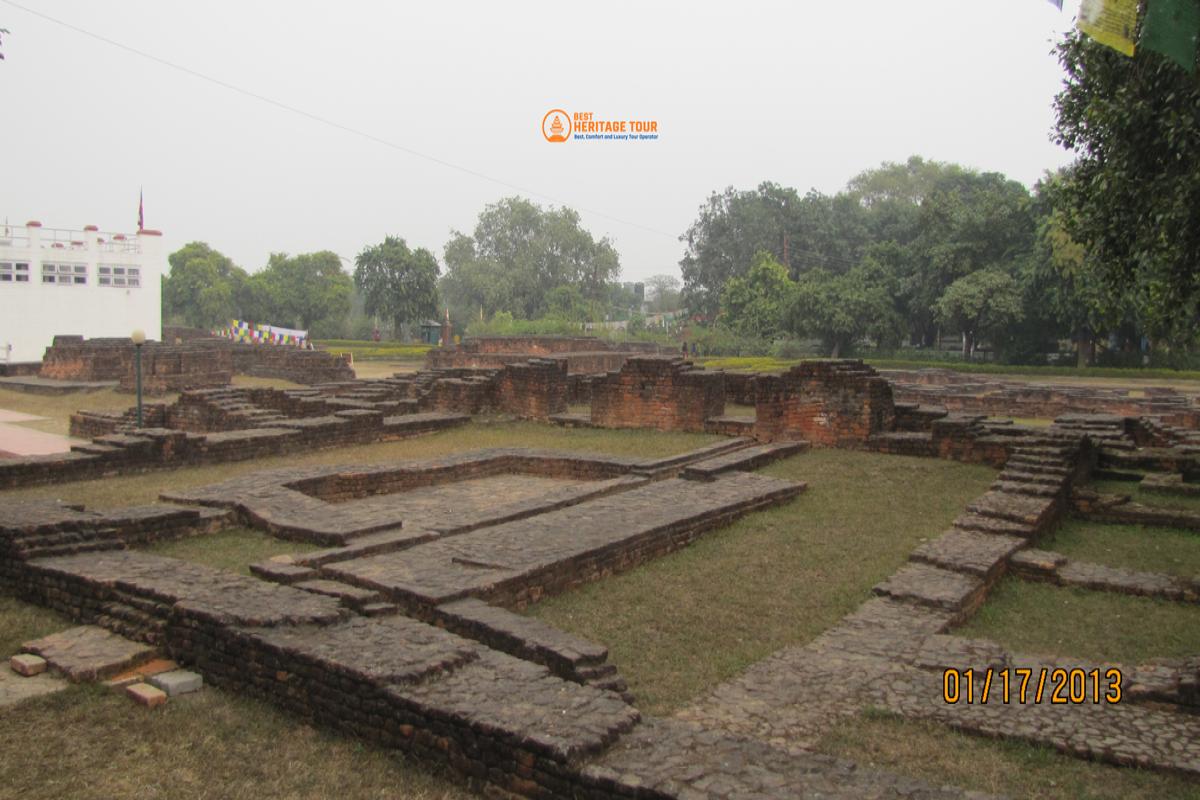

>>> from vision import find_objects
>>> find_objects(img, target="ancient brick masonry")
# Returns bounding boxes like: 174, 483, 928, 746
36, 335, 355, 392
590, 357, 724, 433
39, 336, 234, 394
754, 361, 894, 446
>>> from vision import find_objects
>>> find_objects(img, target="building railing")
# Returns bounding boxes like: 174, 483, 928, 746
0, 225, 142, 254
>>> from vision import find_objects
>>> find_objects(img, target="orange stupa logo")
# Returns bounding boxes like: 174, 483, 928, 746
542, 109, 571, 142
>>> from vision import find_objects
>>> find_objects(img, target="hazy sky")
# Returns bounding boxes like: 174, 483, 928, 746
1, 1, 1083, 283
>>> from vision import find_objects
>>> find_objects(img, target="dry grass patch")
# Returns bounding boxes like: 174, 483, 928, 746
526, 449, 996, 714
144, 527, 320, 574
959, 579, 1200, 664
0, 594, 72, 656
819, 709, 1200, 800
0, 385, 156, 437
0, 420, 720, 509
0, 682, 474, 800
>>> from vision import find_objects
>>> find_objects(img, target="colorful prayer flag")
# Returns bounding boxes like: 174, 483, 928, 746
1078, 0, 1139, 56
1142, 0, 1200, 71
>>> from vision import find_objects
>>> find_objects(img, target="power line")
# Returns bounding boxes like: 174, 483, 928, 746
0, 0, 678, 240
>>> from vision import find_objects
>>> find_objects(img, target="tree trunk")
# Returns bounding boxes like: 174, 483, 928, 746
1076, 337, 1095, 368
831, 339, 841, 359
961, 332, 970, 361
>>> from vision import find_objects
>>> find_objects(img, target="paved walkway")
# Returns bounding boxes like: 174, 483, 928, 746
0, 418, 83, 456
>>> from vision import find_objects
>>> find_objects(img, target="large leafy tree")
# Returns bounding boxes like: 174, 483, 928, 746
1053, 30, 1200, 345
786, 263, 902, 358
248, 251, 352, 331
934, 269, 1024, 360
163, 242, 248, 328
900, 170, 1035, 346
679, 183, 873, 317
719, 251, 794, 340
439, 197, 620, 322
353, 236, 439, 337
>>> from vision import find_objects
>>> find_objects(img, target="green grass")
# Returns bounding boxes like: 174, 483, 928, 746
0, 420, 721, 509
959, 579, 1200, 664
1092, 478, 1200, 512
697, 355, 1200, 383
315, 339, 432, 360
819, 708, 1200, 800
0, 594, 72, 657
0, 680, 472, 800
144, 527, 320, 574
1043, 518, 1200, 578
525, 448, 996, 714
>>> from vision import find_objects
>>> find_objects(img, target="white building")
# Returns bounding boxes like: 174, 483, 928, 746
0, 220, 164, 363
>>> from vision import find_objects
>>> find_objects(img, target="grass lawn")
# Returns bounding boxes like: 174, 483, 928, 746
1091, 478, 1200, 512
525, 448, 997, 715
0, 671, 471, 800
0, 420, 721, 509
1043, 518, 1200, 578
959, 579, 1200, 664
819, 709, 1200, 800
144, 527, 320, 574
697, 355, 1200, 387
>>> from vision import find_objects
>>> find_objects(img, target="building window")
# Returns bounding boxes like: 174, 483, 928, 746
98, 264, 140, 289
0, 262, 29, 283
41, 263, 86, 285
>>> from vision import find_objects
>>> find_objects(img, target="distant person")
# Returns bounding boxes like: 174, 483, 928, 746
372, 328, 381, 342
681, 341, 688, 357
691, 342, 698, 357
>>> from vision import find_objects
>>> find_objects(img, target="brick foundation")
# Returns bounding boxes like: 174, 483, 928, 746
590, 357, 724, 432
754, 361, 895, 446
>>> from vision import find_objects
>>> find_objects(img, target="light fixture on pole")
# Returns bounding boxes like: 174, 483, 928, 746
131, 329, 146, 427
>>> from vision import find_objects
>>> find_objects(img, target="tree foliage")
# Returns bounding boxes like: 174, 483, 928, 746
1053, 29, 1200, 344
246, 251, 353, 331
353, 236, 439, 337
163, 242, 248, 328
439, 197, 621, 322
719, 252, 793, 340
934, 269, 1024, 360
785, 263, 902, 358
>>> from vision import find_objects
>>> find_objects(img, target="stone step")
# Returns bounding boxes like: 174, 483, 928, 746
22, 539, 125, 560
991, 480, 1061, 498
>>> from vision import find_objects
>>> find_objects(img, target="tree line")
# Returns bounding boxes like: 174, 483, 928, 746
164, 30, 1200, 365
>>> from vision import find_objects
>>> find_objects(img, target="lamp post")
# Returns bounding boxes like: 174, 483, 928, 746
131, 329, 146, 427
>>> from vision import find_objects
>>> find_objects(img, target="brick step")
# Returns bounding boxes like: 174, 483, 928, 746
1003, 460, 1070, 476
991, 480, 1061, 498
575, 663, 618, 681
996, 470, 1066, 487
21, 539, 126, 560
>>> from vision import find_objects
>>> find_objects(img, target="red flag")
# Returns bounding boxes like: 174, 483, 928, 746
137, 189, 144, 231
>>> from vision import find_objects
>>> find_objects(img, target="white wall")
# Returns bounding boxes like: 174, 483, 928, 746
0, 221, 164, 363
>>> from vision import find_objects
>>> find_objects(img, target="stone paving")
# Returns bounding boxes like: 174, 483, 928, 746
21, 625, 157, 681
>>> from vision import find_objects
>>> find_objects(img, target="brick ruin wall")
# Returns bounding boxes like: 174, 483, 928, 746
590, 357, 724, 433
885, 368, 1200, 428
426, 335, 665, 374
35, 335, 355, 392
39, 336, 234, 394
754, 361, 895, 446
